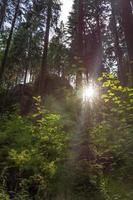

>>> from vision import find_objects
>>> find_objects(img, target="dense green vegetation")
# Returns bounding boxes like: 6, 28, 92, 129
0, 0, 133, 199
0, 74, 133, 199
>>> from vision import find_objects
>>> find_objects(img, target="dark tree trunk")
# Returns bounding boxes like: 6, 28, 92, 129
0, 0, 20, 80
95, 0, 103, 77
121, 0, 133, 86
76, 0, 84, 88
110, 0, 124, 84
0, 0, 8, 30
39, 0, 52, 95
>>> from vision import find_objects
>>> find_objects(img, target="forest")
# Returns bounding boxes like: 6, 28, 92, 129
0, 0, 133, 199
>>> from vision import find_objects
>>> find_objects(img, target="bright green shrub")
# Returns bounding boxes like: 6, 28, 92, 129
90, 73, 133, 199
0, 96, 67, 199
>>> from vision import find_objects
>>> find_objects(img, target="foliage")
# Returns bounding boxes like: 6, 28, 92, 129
0, 0, 133, 198
89, 73, 133, 199
0, 96, 67, 199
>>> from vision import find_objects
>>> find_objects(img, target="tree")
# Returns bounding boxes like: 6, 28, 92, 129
110, 0, 123, 83
68, 0, 85, 87
0, 0, 21, 80
38, 0, 61, 95
121, 0, 133, 86
68, 0, 106, 86
39, 0, 53, 95
0, 0, 8, 30
48, 22, 69, 77
8, 9, 43, 86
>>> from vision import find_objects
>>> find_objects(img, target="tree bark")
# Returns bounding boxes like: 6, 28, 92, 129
94, 0, 103, 77
39, 0, 52, 95
121, 0, 133, 86
0, 0, 8, 30
110, 0, 124, 84
0, 0, 20, 80
76, 0, 84, 88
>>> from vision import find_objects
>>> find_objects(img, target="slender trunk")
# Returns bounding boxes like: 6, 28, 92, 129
121, 0, 133, 86
24, 67, 28, 85
110, 0, 124, 84
76, 0, 84, 88
0, 0, 8, 30
77, 0, 84, 54
131, 0, 133, 8
39, 0, 52, 95
0, 0, 20, 79
15, 75, 18, 86
95, 0, 103, 77
24, 30, 32, 86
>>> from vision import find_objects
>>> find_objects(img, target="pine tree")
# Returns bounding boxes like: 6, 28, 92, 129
68, 0, 105, 85
37, 0, 61, 95
48, 22, 69, 77
110, 0, 123, 83
121, 0, 133, 86
0, 0, 21, 80
39, 0, 53, 94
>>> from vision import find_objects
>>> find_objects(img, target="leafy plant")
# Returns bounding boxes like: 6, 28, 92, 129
0, 96, 67, 199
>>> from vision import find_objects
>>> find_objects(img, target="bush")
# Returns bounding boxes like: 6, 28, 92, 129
0, 96, 67, 199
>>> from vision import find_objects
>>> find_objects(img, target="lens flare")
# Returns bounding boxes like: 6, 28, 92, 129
83, 84, 96, 102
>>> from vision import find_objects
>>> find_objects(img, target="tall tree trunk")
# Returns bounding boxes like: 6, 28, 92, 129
0, 0, 8, 30
110, 0, 124, 84
95, 0, 103, 77
24, 30, 32, 86
24, 67, 28, 85
121, 0, 133, 86
0, 0, 20, 80
39, 0, 52, 95
76, 0, 84, 88
131, 0, 133, 8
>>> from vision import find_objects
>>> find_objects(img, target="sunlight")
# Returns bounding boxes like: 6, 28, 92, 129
82, 83, 96, 102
